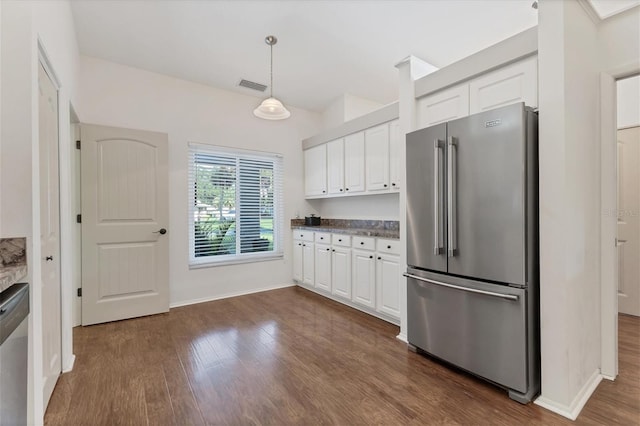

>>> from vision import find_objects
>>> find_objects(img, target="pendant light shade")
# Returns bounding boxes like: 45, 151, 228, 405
254, 35, 290, 120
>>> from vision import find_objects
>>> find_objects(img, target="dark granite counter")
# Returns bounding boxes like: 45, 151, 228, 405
0, 238, 27, 293
291, 219, 399, 239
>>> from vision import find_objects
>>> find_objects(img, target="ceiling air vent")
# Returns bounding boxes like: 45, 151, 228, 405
239, 79, 267, 92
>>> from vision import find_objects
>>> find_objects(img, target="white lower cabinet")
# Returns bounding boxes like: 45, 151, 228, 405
293, 230, 400, 323
293, 240, 303, 282
331, 246, 351, 299
314, 243, 332, 292
351, 249, 376, 309
302, 242, 315, 286
376, 253, 401, 318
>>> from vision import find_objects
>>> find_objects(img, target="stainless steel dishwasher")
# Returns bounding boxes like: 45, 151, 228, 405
0, 282, 29, 426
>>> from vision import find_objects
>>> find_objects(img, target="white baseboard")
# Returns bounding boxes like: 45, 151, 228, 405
535, 369, 602, 420
62, 354, 76, 373
601, 373, 616, 381
169, 282, 295, 309
396, 333, 408, 343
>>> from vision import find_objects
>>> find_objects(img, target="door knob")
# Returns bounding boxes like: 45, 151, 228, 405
45, 256, 53, 261
154, 228, 167, 235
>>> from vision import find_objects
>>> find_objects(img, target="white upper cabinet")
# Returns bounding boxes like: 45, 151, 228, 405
417, 85, 470, 128
327, 138, 345, 195
365, 123, 390, 192
388, 120, 401, 191
304, 144, 327, 197
469, 56, 538, 114
344, 131, 366, 194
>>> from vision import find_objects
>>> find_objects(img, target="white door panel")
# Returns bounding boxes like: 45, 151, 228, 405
344, 132, 365, 194
352, 249, 375, 309
618, 127, 640, 316
365, 124, 390, 192
315, 244, 332, 292
417, 85, 470, 128
39, 62, 61, 410
331, 247, 351, 299
327, 139, 345, 195
81, 124, 169, 325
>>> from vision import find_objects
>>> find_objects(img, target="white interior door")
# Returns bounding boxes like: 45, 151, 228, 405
617, 126, 640, 316
38, 63, 62, 409
80, 124, 169, 325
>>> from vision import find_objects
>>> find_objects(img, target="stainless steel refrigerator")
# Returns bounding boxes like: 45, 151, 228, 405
405, 102, 539, 403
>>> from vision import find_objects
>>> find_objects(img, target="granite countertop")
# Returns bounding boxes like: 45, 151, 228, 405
0, 238, 27, 293
291, 219, 400, 239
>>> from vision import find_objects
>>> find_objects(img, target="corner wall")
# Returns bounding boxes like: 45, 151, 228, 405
0, 0, 80, 423
77, 56, 322, 307
536, 0, 640, 419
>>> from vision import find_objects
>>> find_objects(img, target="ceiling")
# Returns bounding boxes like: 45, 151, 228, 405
588, 0, 640, 19
71, 1, 540, 113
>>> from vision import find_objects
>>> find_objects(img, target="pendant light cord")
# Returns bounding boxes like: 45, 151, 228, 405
270, 42, 274, 98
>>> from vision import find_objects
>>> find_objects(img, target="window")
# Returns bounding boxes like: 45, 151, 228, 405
188, 143, 283, 267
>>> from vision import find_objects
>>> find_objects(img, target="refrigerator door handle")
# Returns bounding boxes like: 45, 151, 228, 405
434, 139, 443, 255
403, 273, 519, 301
447, 136, 457, 257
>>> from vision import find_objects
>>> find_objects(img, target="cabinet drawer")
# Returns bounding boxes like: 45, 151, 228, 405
293, 230, 314, 242
332, 234, 351, 247
315, 232, 332, 243
376, 239, 400, 255
352, 236, 375, 251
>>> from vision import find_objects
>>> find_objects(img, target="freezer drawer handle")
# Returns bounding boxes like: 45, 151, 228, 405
403, 273, 518, 301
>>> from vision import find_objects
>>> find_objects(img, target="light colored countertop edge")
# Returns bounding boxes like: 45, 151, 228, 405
291, 225, 400, 240
0, 265, 28, 294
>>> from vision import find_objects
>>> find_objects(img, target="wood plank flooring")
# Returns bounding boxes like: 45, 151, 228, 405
45, 287, 639, 425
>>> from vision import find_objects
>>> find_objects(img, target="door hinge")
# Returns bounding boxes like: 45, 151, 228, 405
76, 140, 81, 150
77, 288, 82, 297
76, 214, 82, 223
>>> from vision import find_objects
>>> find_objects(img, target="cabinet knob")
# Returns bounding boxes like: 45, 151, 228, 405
360, 242, 364, 245
387, 245, 391, 249
384, 184, 388, 188
326, 248, 330, 251
369, 255, 373, 259
346, 188, 349, 191
320, 237, 323, 240
322, 190, 326, 193
298, 243, 301, 246
338, 239, 342, 242
340, 188, 343, 192
377, 256, 381, 260
392, 183, 396, 187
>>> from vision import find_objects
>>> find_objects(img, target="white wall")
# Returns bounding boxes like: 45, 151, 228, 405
78, 56, 321, 307
617, 75, 640, 128
309, 193, 399, 220
321, 93, 384, 130
536, 1, 640, 420
0, 0, 80, 423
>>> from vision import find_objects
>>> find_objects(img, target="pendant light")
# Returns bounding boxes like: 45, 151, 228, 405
253, 35, 291, 120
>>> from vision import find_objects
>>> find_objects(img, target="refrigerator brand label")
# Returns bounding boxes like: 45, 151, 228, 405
485, 119, 502, 128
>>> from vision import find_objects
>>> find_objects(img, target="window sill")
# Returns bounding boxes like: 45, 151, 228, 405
189, 253, 284, 269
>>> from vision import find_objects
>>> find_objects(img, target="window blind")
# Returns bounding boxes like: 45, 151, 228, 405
188, 143, 283, 266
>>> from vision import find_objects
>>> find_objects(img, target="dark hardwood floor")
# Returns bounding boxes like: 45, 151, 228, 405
45, 287, 639, 425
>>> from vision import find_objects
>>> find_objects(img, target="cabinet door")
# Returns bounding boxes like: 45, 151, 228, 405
302, 242, 315, 285
331, 247, 351, 299
469, 56, 537, 113
344, 132, 365, 194
376, 254, 401, 319
293, 239, 303, 282
352, 249, 375, 309
327, 138, 345, 195
388, 120, 401, 191
365, 124, 390, 192
314, 243, 332, 292
416, 84, 470, 128
304, 144, 327, 197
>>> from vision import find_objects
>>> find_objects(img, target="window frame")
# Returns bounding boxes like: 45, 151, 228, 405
188, 143, 284, 268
